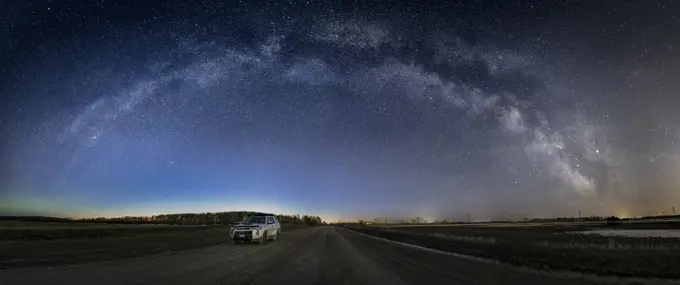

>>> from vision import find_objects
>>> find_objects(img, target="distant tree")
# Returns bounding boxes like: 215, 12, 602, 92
605, 216, 622, 225
75, 211, 323, 226
410, 216, 426, 224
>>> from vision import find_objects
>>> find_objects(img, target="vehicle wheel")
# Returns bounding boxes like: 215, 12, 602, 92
273, 229, 280, 241
258, 232, 268, 245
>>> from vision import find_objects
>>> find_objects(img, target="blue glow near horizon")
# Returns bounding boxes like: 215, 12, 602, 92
4, 2, 678, 223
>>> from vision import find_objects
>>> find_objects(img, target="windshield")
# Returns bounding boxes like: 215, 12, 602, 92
243, 216, 266, 224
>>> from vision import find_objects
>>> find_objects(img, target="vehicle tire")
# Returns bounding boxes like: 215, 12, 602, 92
258, 232, 268, 245
274, 229, 280, 241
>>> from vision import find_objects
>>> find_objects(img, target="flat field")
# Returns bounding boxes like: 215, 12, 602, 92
346, 220, 680, 279
0, 221, 306, 269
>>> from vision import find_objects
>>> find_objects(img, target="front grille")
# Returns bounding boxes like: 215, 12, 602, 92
232, 226, 255, 238
233, 231, 252, 239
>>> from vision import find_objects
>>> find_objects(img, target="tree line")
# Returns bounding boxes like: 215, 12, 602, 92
1, 211, 325, 226
77, 211, 324, 225
356, 214, 680, 225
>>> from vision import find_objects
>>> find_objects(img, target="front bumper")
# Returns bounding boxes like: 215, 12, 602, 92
230, 228, 263, 240
232, 232, 253, 241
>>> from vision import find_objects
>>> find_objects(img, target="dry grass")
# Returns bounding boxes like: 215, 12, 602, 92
576, 229, 680, 238
536, 239, 680, 250
345, 221, 680, 279
0, 222, 309, 268
429, 233, 497, 243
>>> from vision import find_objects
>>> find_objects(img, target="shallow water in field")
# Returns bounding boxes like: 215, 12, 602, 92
580, 229, 680, 238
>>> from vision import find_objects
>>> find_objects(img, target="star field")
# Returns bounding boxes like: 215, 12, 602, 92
1, 1, 680, 221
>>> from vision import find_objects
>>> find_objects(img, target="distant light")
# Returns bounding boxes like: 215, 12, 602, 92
617, 210, 631, 219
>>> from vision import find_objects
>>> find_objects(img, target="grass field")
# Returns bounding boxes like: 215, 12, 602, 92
345, 220, 680, 279
0, 221, 307, 269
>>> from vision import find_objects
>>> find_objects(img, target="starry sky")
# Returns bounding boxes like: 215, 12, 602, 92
1, 1, 680, 222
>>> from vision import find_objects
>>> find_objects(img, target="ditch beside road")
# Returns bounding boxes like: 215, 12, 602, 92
345, 223, 680, 279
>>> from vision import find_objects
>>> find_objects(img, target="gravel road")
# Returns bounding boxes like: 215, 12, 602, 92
0, 226, 676, 285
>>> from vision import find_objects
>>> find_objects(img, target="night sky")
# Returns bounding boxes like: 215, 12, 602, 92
2, 1, 679, 222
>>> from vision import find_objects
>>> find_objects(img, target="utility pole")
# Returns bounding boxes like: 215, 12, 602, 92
578, 209, 582, 219
673, 206, 676, 215
467, 213, 471, 223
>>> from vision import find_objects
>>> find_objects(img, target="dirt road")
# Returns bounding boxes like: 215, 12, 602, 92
0, 226, 675, 285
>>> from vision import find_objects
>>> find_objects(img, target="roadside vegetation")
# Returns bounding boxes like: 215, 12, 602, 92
0, 212, 323, 268
343, 216, 680, 279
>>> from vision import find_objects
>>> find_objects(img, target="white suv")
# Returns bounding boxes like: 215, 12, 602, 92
230, 214, 281, 245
